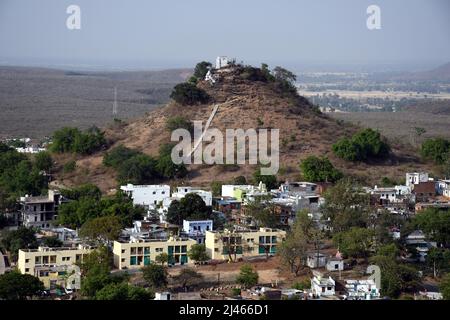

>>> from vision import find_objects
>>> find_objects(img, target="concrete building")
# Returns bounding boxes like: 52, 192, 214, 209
406, 172, 429, 188
311, 275, 335, 297
182, 219, 213, 244
221, 183, 268, 202
20, 190, 62, 228
113, 237, 197, 269
215, 56, 230, 69
306, 252, 327, 269
120, 184, 170, 208
171, 187, 212, 206
412, 181, 436, 202
18, 244, 93, 276
204, 228, 286, 261
34, 264, 81, 290
344, 280, 380, 300
326, 257, 344, 272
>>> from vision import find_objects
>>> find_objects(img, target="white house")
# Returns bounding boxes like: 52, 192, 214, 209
120, 184, 170, 208
306, 252, 327, 269
215, 56, 230, 69
171, 187, 212, 206
326, 257, 344, 272
311, 275, 335, 298
406, 172, 429, 188
437, 179, 450, 196
182, 219, 213, 244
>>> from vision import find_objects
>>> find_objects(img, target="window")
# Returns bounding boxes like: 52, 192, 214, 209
25, 268, 29, 273
25, 259, 29, 263
130, 256, 137, 265
153, 191, 156, 195
121, 258, 125, 262
131, 247, 137, 255
121, 249, 125, 254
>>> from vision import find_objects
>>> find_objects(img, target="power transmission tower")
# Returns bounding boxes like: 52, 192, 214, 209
112, 87, 118, 117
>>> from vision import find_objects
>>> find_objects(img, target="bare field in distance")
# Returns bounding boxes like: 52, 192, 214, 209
329, 111, 450, 143
0, 66, 191, 140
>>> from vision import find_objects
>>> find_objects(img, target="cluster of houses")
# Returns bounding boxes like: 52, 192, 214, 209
3, 171, 449, 298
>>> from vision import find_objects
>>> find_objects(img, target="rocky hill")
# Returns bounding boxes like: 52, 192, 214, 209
53, 65, 432, 192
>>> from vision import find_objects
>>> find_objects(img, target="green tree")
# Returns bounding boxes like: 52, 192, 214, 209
377, 243, 400, 259
79, 215, 123, 244
369, 255, 420, 298
333, 227, 375, 259
166, 116, 193, 133
155, 252, 169, 266
321, 179, 370, 232
187, 244, 209, 264
1, 227, 38, 262
440, 273, 450, 300
34, 151, 53, 172
236, 264, 259, 288
166, 193, 211, 225
333, 129, 390, 162
426, 248, 450, 278
142, 264, 168, 289
79, 246, 113, 298
95, 283, 152, 300
277, 219, 308, 276
273, 66, 297, 93
170, 82, 210, 106
193, 61, 212, 79
42, 236, 63, 248
0, 271, 44, 300
412, 208, 450, 246
61, 184, 102, 201
421, 138, 450, 164
156, 144, 188, 179
300, 156, 342, 183
253, 168, 278, 190
210, 181, 222, 197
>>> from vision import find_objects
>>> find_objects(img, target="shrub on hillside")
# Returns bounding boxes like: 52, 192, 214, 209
333, 128, 390, 162
193, 61, 212, 80
300, 156, 342, 183
421, 138, 450, 164
170, 83, 209, 106
165, 116, 193, 133
51, 126, 106, 155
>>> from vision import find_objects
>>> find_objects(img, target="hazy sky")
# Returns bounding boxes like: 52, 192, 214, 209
0, 0, 449, 70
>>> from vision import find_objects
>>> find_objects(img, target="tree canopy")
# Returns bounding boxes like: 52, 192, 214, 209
142, 264, 168, 289
166, 193, 211, 225
333, 129, 390, 162
236, 264, 259, 288
50, 126, 107, 155
420, 138, 450, 164
0, 271, 44, 300
170, 82, 210, 106
300, 156, 342, 183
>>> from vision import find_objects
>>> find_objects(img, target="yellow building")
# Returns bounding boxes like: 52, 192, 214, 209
205, 228, 286, 261
33, 265, 81, 290
113, 237, 197, 270
17, 245, 93, 288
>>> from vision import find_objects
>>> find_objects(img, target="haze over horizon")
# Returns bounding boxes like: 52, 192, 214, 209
0, 0, 449, 72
